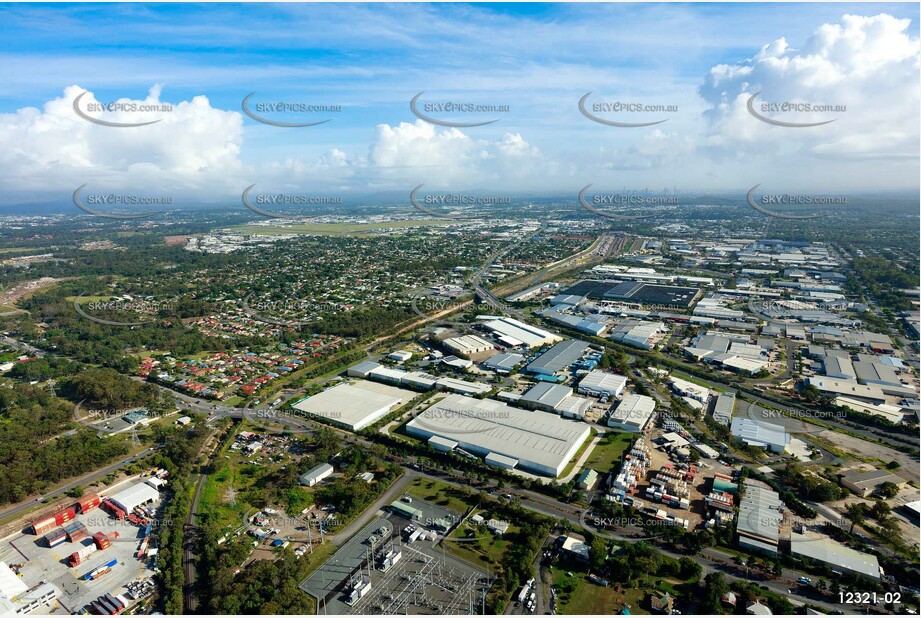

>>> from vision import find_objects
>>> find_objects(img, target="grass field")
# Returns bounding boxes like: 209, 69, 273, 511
551, 568, 688, 615
445, 509, 517, 569
404, 477, 473, 514
583, 432, 634, 473
231, 219, 454, 236
551, 568, 629, 614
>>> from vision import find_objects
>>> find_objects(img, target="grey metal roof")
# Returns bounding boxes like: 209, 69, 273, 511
525, 339, 590, 374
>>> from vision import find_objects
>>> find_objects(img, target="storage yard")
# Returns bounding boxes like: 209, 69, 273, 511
0, 475, 165, 614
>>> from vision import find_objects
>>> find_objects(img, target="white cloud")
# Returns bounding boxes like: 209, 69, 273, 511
0, 85, 243, 199
700, 13, 920, 163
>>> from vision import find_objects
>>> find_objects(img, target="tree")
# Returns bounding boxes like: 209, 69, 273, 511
589, 536, 608, 571
877, 482, 900, 499
846, 502, 869, 534
701, 572, 729, 614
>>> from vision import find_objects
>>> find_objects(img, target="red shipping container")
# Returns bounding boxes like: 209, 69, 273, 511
93, 532, 111, 550
54, 507, 76, 526
77, 494, 101, 514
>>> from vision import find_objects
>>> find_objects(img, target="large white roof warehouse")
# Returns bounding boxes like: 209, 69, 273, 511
292, 380, 415, 431
405, 394, 591, 477
109, 482, 159, 513
477, 316, 562, 349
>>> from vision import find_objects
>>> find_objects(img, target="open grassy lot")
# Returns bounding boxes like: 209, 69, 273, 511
551, 567, 689, 615
404, 477, 472, 514
583, 431, 634, 473
551, 568, 629, 614
231, 220, 454, 236
446, 510, 517, 569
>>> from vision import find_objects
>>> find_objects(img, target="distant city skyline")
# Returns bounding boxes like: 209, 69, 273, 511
0, 3, 918, 209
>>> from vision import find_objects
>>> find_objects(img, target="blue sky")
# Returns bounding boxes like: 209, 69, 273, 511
0, 3, 918, 204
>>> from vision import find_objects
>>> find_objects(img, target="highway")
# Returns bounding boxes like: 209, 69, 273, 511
0, 446, 158, 526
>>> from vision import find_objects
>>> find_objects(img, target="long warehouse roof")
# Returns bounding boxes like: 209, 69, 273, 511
526, 339, 590, 374
405, 394, 590, 476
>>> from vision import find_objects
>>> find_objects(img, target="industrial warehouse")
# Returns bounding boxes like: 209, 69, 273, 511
561, 279, 702, 308
291, 379, 416, 431
405, 394, 591, 477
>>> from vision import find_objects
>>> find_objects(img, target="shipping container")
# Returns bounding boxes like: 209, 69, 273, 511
64, 521, 90, 543
31, 516, 57, 536
69, 543, 98, 567
44, 528, 67, 547
97, 597, 118, 614
77, 494, 101, 514
93, 532, 111, 550
54, 507, 77, 526
104, 593, 125, 611
91, 601, 107, 615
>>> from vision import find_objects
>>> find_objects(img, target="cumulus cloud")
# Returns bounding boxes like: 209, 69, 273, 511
699, 13, 920, 161
0, 85, 244, 199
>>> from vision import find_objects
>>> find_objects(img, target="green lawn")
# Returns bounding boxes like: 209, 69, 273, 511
551, 568, 631, 614
583, 432, 634, 472
444, 510, 517, 569
551, 568, 687, 615
404, 477, 472, 515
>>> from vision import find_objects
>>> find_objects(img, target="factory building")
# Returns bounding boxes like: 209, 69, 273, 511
405, 394, 591, 477
609, 320, 665, 350
478, 316, 562, 349
839, 469, 907, 498
804, 377, 886, 404
519, 383, 592, 419
292, 380, 414, 431
108, 482, 159, 514
607, 394, 656, 432
442, 335, 495, 358
577, 370, 627, 399
823, 355, 856, 380
709, 392, 736, 426
730, 418, 789, 453
525, 340, 590, 375
853, 360, 902, 388
299, 463, 335, 487
736, 481, 782, 556
482, 352, 525, 374
790, 533, 880, 580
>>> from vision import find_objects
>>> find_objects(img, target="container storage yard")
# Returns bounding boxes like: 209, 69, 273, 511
0, 474, 165, 614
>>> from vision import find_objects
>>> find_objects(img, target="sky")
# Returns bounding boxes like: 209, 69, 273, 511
0, 2, 918, 208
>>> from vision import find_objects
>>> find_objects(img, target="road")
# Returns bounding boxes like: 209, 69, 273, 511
0, 446, 158, 525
